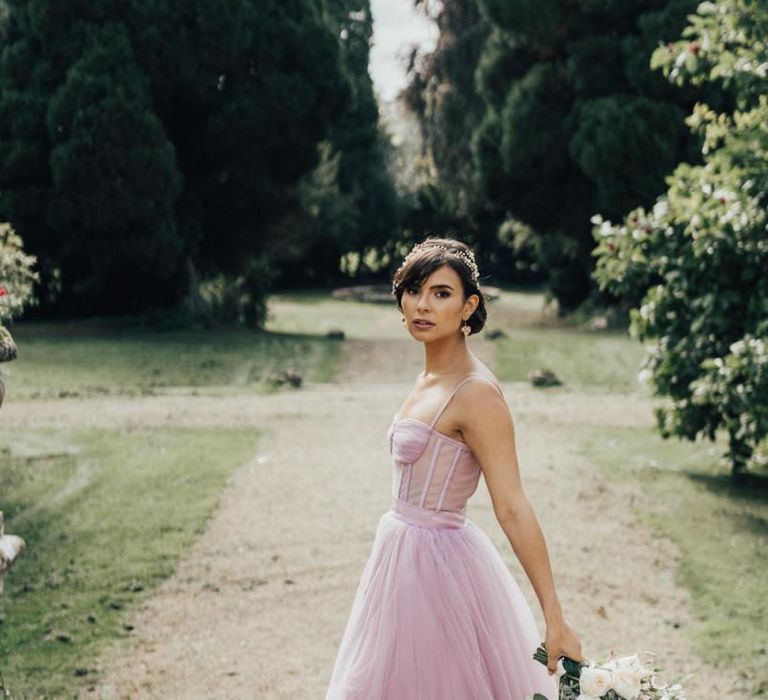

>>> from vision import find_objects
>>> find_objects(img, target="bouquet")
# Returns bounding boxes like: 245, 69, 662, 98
528, 642, 693, 700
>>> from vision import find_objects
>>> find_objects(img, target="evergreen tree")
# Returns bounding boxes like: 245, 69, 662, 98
275, 0, 399, 286
46, 23, 183, 309
398, 0, 532, 285
403, 0, 490, 221
472, 0, 726, 312
0, 0, 350, 315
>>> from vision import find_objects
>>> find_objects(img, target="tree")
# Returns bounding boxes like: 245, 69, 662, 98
0, 0, 350, 317
398, 1, 534, 285
472, 0, 717, 313
45, 23, 184, 311
403, 0, 490, 220
273, 0, 400, 287
592, 0, 768, 477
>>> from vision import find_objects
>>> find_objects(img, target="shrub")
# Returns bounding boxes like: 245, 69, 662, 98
592, 0, 768, 476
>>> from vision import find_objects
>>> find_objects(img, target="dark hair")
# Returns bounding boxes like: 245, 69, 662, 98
391, 237, 487, 335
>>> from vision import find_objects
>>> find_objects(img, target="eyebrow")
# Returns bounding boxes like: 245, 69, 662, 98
411, 283, 454, 290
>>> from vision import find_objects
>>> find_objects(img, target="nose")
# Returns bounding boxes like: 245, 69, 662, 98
416, 290, 432, 312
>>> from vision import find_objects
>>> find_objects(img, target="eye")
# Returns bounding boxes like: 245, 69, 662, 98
436, 291, 450, 298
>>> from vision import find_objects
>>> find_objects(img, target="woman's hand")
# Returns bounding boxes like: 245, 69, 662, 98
544, 617, 586, 675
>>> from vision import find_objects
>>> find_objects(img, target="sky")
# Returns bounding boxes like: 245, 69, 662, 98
368, 0, 439, 102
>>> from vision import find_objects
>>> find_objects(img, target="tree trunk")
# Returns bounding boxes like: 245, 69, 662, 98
181, 256, 207, 321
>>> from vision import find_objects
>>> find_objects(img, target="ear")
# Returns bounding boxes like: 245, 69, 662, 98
465, 292, 480, 316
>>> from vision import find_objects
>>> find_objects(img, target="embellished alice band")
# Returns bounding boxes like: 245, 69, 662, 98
392, 241, 480, 294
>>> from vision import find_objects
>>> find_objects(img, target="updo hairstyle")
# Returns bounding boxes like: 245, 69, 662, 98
391, 237, 487, 336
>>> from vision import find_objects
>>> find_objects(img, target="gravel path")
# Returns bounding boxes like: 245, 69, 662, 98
3, 337, 746, 698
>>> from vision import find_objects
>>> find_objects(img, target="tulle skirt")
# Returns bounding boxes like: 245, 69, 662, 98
325, 501, 559, 699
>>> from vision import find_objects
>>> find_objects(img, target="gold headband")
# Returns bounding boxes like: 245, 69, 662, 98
392, 241, 480, 294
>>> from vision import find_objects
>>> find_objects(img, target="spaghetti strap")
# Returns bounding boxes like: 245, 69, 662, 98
429, 372, 505, 428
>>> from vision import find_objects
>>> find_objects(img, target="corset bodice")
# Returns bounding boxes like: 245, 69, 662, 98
388, 414, 483, 513
386, 373, 504, 523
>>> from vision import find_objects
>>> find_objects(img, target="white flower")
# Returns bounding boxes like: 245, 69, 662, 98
611, 666, 644, 699
652, 199, 669, 218
637, 367, 653, 386
614, 653, 647, 673
577, 695, 599, 700
580, 666, 613, 696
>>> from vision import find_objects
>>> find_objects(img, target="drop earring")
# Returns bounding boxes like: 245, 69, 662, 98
461, 319, 471, 336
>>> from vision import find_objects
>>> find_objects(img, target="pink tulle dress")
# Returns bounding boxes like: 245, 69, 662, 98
325, 373, 558, 699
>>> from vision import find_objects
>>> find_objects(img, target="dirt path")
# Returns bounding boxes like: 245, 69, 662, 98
4, 337, 746, 698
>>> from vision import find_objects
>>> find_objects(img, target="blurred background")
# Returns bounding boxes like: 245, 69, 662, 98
0, 0, 765, 697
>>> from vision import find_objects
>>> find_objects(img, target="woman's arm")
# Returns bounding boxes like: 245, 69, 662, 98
459, 381, 585, 671
459, 382, 561, 618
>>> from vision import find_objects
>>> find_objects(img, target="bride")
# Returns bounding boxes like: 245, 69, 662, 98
326, 237, 585, 699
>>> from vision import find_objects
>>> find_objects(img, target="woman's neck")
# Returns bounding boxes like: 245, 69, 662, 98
421, 340, 476, 379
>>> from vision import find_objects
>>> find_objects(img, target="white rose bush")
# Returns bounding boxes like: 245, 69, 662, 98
0, 222, 39, 325
591, 0, 768, 478
528, 643, 692, 700
0, 221, 39, 365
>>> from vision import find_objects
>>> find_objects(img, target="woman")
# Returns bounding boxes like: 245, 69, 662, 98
326, 238, 585, 699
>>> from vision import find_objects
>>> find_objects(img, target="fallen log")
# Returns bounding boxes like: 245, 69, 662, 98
0, 511, 25, 594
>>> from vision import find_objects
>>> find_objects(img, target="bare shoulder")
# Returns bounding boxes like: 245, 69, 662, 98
455, 371, 507, 423
467, 368, 505, 398
454, 373, 518, 492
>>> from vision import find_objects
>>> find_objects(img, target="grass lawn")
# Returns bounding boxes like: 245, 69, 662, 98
0, 426, 262, 696
494, 328, 648, 392
2, 317, 342, 399
264, 288, 404, 339
576, 422, 768, 695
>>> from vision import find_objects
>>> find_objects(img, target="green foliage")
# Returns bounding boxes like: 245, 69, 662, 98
569, 96, 689, 214
263, 141, 358, 287
565, 36, 628, 97
0, 222, 39, 325
198, 257, 277, 328
475, 33, 531, 110
0, 0, 351, 317
498, 64, 571, 189
404, 0, 490, 220
592, 0, 768, 475
46, 23, 183, 310
473, 0, 705, 312
479, 0, 559, 39
268, 1, 399, 287
650, 0, 768, 105
400, 0, 540, 285
324, 1, 398, 270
